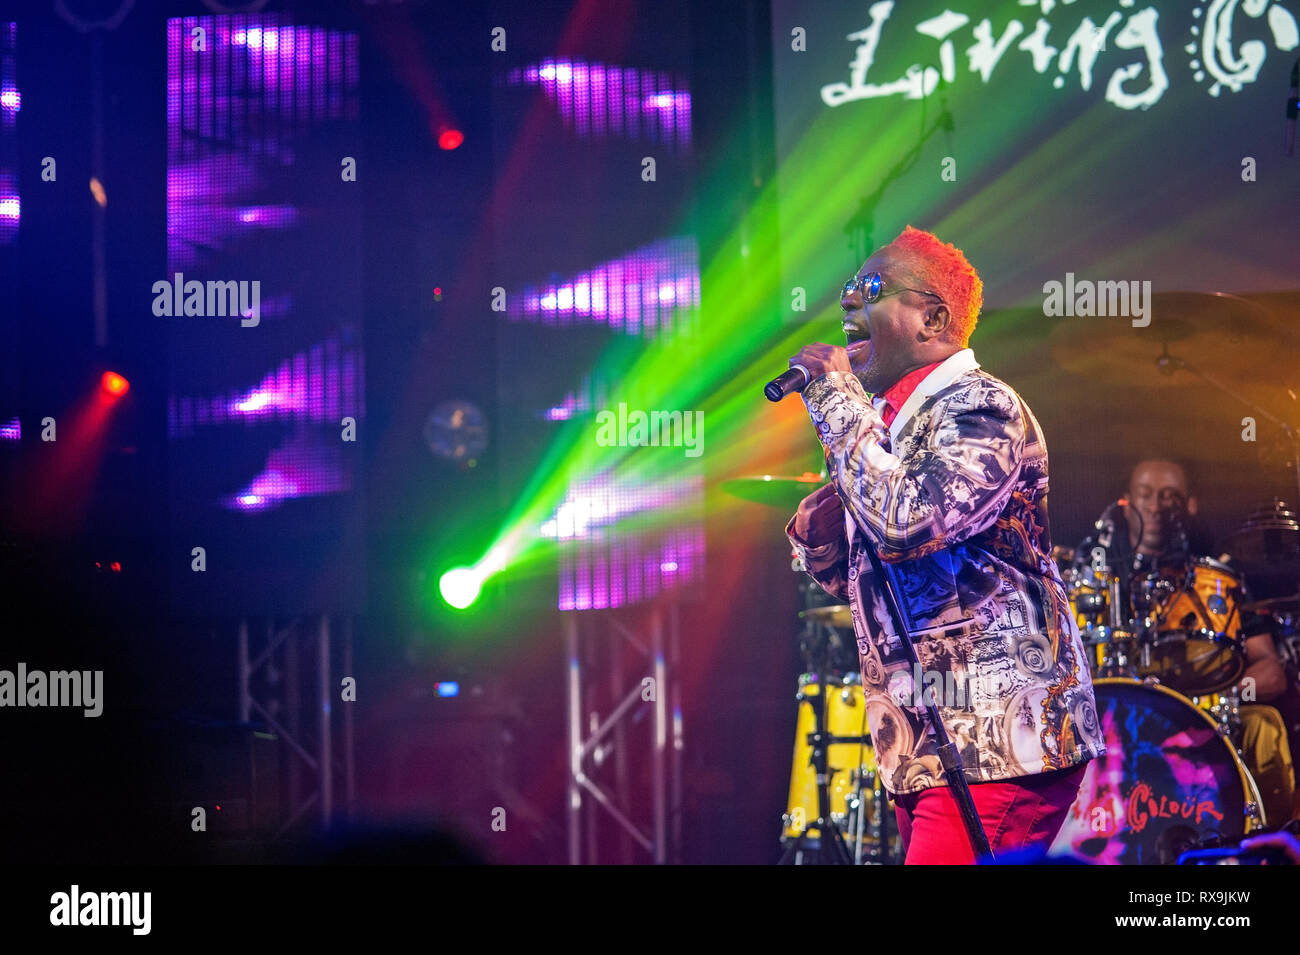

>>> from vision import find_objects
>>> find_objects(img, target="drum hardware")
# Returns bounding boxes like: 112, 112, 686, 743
1246, 800, 1263, 828
1190, 686, 1244, 745
1107, 574, 1123, 630
779, 671, 900, 864
844, 790, 867, 860
796, 583, 858, 676
1074, 590, 1106, 617
1069, 548, 1155, 680
779, 672, 865, 865
1085, 625, 1140, 680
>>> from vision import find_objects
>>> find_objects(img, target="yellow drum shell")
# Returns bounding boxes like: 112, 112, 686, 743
783, 675, 876, 840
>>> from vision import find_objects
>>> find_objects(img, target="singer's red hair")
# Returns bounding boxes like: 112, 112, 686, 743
880, 226, 983, 347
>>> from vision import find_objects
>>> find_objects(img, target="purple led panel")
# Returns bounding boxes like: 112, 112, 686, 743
503, 60, 691, 151
541, 371, 604, 422
0, 22, 18, 244
166, 14, 361, 514
551, 470, 704, 611
166, 15, 358, 271
167, 332, 364, 434
222, 430, 352, 512
507, 236, 700, 338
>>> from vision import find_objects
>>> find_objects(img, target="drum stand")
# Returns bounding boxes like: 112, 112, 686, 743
778, 672, 857, 865
852, 756, 896, 864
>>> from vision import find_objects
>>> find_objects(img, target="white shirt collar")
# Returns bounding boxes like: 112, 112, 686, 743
888, 348, 979, 446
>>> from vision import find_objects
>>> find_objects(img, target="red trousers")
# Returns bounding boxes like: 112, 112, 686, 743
892, 763, 1087, 865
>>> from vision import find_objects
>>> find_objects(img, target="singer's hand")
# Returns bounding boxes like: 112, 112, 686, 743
789, 343, 853, 384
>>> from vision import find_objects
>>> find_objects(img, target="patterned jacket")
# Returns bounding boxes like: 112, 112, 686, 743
786, 349, 1105, 795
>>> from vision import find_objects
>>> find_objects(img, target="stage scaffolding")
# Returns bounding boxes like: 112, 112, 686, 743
564, 600, 684, 864
236, 615, 356, 835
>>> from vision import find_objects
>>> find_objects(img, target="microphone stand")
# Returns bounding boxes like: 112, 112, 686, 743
859, 541, 994, 862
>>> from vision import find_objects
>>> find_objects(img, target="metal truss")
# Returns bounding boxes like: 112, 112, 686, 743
565, 601, 683, 864
236, 614, 356, 835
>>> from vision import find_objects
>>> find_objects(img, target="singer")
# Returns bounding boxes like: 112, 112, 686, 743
785, 226, 1105, 864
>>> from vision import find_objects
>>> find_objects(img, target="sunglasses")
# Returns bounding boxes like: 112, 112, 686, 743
841, 272, 946, 311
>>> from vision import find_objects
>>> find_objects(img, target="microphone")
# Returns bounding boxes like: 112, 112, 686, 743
1095, 498, 1125, 548
1161, 501, 1190, 556
1287, 57, 1298, 157
764, 366, 810, 402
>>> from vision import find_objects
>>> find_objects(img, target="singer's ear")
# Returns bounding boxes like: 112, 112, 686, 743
922, 303, 951, 340
1187, 494, 1199, 517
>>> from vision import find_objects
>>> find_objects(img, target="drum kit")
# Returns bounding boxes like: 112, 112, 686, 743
722, 476, 1300, 866
1048, 500, 1300, 864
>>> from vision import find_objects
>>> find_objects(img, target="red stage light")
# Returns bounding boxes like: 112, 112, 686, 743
438, 128, 464, 151
101, 371, 130, 397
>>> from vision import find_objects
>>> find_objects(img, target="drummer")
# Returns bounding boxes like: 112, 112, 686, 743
1080, 458, 1214, 571
1082, 457, 1296, 825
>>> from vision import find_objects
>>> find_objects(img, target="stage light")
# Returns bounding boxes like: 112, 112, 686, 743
438, 128, 463, 151
435, 681, 460, 697
424, 399, 488, 465
100, 371, 129, 397
439, 567, 482, 609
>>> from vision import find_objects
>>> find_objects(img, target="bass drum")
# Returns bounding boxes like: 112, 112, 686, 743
1050, 678, 1265, 865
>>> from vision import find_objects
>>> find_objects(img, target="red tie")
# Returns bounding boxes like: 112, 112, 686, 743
880, 398, 898, 429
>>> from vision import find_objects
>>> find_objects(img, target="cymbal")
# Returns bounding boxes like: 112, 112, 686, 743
1048, 291, 1289, 386
1223, 498, 1300, 586
720, 472, 825, 508
1242, 594, 1300, 615
799, 604, 853, 629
